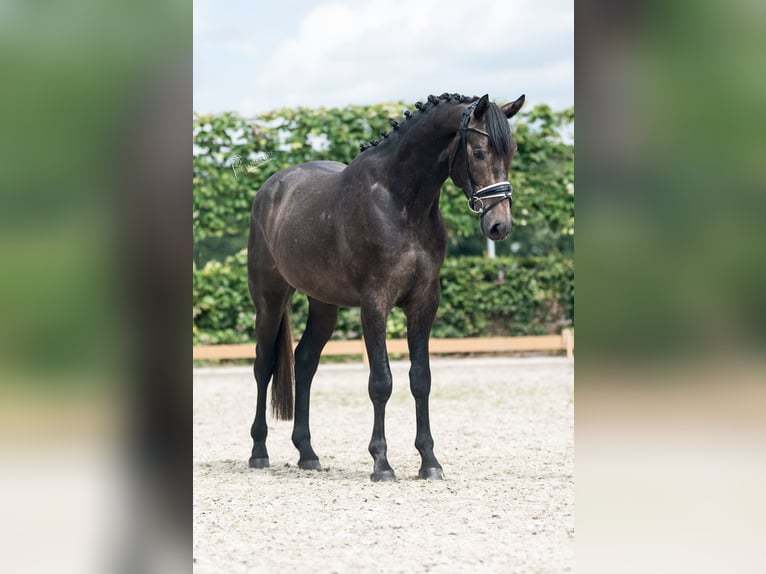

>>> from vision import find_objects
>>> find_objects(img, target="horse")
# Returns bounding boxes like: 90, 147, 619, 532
247, 92, 525, 481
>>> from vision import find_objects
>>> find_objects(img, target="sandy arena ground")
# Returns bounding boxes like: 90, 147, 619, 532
193, 356, 573, 573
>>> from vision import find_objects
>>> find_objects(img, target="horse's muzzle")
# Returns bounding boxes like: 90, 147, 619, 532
483, 218, 512, 241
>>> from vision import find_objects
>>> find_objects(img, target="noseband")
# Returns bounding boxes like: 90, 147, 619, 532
448, 101, 513, 218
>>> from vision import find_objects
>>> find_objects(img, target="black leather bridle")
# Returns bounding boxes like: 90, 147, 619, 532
448, 101, 513, 218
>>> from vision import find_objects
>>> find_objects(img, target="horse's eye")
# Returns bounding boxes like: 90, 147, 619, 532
472, 149, 485, 160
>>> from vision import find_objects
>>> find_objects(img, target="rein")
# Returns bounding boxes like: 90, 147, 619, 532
448, 101, 513, 218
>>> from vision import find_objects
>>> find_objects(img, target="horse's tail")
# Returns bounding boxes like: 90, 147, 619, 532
271, 305, 295, 421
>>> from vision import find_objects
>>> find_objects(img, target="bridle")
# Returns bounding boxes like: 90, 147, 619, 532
448, 101, 513, 218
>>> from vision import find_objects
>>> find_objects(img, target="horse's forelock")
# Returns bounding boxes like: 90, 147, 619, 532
484, 103, 512, 157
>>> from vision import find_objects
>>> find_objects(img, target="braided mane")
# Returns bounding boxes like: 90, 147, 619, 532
358, 93, 479, 153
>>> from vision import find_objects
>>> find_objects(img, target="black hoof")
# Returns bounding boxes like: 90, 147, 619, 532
370, 469, 397, 482
419, 467, 445, 480
298, 459, 322, 471
248, 457, 270, 469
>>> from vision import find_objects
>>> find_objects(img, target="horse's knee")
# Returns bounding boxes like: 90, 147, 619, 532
368, 369, 392, 403
409, 364, 431, 399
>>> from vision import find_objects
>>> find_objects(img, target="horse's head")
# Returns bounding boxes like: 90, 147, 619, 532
448, 93, 525, 241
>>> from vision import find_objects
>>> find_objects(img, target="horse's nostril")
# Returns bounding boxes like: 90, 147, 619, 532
489, 222, 502, 238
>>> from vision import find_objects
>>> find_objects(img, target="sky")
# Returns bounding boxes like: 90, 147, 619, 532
194, 0, 573, 115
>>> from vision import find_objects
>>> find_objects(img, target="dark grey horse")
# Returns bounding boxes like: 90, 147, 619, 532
247, 92, 525, 481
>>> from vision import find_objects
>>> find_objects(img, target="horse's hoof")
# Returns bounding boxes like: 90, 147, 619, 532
298, 459, 322, 471
370, 469, 397, 482
419, 467, 445, 480
248, 457, 270, 469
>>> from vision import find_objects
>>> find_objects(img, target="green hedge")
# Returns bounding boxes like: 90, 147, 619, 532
193, 250, 573, 345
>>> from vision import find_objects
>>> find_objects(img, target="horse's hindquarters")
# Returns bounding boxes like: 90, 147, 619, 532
251, 162, 362, 307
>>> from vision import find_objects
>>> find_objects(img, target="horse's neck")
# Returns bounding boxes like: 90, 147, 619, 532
384, 105, 462, 213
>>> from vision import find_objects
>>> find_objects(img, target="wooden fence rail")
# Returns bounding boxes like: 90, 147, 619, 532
194, 330, 574, 362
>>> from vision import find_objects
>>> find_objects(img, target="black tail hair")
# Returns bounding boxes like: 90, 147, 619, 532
271, 307, 294, 420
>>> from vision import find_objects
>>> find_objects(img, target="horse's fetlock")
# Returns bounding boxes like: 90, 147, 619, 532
415, 435, 434, 453
368, 437, 387, 458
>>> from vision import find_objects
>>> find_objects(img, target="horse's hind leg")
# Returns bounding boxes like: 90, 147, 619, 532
292, 297, 338, 470
248, 269, 294, 469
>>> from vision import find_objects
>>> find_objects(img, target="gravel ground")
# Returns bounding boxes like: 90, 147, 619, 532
193, 357, 573, 573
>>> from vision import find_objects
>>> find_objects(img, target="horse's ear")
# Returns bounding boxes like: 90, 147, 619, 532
502, 94, 525, 118
473, 94, 490, 120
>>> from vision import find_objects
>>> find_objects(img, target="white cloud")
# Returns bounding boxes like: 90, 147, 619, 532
236, 0, 572, 114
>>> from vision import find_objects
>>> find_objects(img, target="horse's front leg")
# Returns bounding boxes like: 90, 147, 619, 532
404, 287, 444, 480
361, 300, 396, 482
